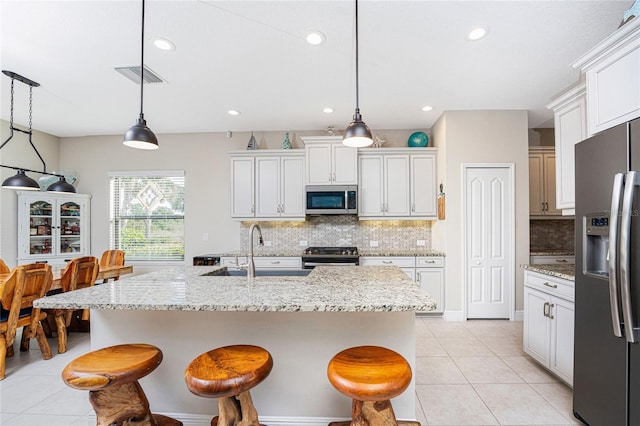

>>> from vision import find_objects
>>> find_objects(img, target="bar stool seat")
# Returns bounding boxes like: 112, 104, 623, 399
184, 344, 273, 426
327, 345, 420, 426
62, 343, 182, 426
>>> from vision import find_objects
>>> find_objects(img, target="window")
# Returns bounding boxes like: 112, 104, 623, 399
109, 171, 185, 261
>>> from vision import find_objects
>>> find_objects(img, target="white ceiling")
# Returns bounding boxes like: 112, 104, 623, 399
0, 1, 633, 138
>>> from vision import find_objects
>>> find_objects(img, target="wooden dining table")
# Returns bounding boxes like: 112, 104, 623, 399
0, 264, 133, 292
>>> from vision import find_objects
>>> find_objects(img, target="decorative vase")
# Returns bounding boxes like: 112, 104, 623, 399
247, 132, 258, 150
282, 132, 292, 149
407, 131, 429, 147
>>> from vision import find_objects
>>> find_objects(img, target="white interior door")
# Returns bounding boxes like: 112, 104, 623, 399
465, 165, 514, 319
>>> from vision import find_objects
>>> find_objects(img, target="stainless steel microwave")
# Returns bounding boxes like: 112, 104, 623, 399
305, 185, 357, 215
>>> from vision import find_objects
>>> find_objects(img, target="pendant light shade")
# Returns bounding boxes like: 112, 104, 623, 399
123, 0, 158, 150
46, 176, 77, 193
123, 116, 158, 149
344, 110, 373, 147
343, 0, 373, 148
2, 169, 40, 191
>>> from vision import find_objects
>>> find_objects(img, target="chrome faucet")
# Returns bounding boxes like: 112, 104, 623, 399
247, 223, 264, 280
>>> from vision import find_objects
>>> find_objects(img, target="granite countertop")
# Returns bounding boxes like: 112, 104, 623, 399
522, 264, 575, 281
358, 250, 445, 257
530, 251, 575, 257
34, 265, 436, 312
213, 250, 446, 257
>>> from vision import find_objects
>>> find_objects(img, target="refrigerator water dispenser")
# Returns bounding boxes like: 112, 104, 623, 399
583, 213, 610, 279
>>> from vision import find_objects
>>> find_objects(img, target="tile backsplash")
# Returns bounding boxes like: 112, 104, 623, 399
530, 219, 575, 252
239, 216, 433, 253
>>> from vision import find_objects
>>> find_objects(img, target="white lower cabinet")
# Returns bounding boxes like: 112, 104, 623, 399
523, 270, 574, 386
416, 256, 445, 313
360, 255, 445, 313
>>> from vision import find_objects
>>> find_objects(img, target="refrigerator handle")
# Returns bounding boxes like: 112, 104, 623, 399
609, 172, 624, 338
620, 171, 639, 343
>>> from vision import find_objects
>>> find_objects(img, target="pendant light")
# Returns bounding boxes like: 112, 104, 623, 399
123, 0, 158, 150
343, 0, 373, 148
0, 70, 76, 193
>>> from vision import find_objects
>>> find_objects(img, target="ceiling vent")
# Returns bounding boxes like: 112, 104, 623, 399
114, 65, 165, 84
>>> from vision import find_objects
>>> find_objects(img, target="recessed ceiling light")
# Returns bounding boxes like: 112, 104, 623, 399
228, 110, 240, 116
306, 31, 326, 46
153, 37, 175, 51
323, 107, 334, 113
421, 105, 433, 112
467, 26, 489, 41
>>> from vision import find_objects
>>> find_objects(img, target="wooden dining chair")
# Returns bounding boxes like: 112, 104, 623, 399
0, 259, 10, 274
99, 249, 125, 283
46, 256, 99, 354
0, 263, 53, 380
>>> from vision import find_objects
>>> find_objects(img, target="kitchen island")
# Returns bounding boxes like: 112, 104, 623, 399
35, 265, 435, 426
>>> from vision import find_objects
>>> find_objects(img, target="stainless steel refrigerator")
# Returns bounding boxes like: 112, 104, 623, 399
574, 117, 640, 425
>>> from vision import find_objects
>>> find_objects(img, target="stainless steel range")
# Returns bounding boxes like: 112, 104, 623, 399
301, 246, 359, 269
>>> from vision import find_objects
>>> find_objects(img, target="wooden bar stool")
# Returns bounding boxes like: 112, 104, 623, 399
327, 345, 420, 426
184, 344, 273, 426
62, 343, 182, 426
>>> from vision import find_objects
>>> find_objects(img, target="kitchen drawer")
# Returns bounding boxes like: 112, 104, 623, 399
416, 256, 445, 268
525, 271, 574, 302
360, 256, 416, 268
254, 256, 302, 269
220, 256, 248, 269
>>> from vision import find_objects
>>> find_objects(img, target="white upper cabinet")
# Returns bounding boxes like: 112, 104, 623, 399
358, 148, 437, 220
572, 18, 640, 136
230, 156, 255, 218
301, 136, 357, 185
546, 83, 586, 214
529, 149, 561, 216
230, 151, 305, 221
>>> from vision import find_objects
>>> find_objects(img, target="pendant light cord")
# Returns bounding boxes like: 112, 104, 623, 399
354, 0, 360, 115
139, 0, 146, 120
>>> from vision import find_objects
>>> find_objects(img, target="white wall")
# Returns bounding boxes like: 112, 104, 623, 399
1, 119, 60, 268
431, 111, 530, 316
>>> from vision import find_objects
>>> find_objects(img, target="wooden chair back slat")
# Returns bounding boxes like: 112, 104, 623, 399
60, 256, 99, 293
100, 250, 125, 267
0, 259, 9, 274
0, 264, 52, 347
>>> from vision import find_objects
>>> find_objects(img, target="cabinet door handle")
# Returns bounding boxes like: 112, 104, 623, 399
541, 202, 545, 211
424, 260, 436, 264
251, 205, 255, 213
543, 302, 549, 317
543, 282, 558, 289
555, 259, 567, 263
548, 303, 555, 320
382, 260, 393, 264
271, 260, 280, 264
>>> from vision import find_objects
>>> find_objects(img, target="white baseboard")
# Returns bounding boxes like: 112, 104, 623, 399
157, 414, 370, 426
443, 310, 464, 321
513, 310, 524, 321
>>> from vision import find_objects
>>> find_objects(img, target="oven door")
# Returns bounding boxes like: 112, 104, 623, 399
302, 256, 360, 269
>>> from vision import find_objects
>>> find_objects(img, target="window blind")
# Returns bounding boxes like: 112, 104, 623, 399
109, 171, 185, 261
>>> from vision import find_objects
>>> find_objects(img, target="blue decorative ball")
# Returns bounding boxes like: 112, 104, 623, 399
407, 131, 429, 147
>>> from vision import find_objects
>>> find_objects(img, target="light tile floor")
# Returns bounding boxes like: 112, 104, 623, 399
0, 317, 579, 425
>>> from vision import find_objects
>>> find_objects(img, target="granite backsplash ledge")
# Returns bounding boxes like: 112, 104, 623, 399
239, 216, 433, 253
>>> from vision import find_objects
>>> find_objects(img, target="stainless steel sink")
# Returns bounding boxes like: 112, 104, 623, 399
201, 269, 311, 277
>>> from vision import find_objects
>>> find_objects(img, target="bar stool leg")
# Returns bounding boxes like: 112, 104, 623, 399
215, 390, 260, 426
90, 381, 153, 426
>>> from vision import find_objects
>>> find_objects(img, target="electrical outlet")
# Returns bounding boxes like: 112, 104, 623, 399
202, 233, 209, 242
417, 240, 426, 246
299, 240, 308, 246
369, 240, 379, 247
263, 240, 272, 247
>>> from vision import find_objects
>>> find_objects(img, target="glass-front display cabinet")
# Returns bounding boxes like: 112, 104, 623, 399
17, 191, 91, 265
